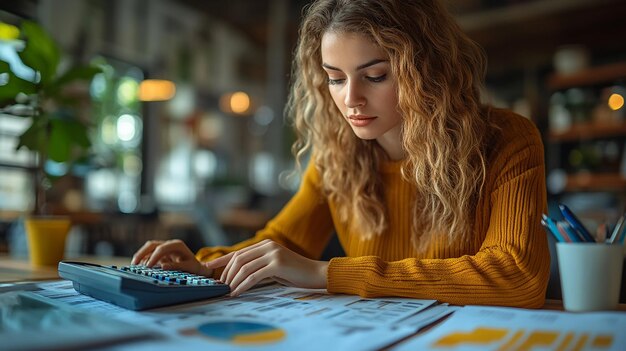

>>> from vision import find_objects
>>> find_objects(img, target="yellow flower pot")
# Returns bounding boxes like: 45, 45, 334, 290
25, 217, 71, 267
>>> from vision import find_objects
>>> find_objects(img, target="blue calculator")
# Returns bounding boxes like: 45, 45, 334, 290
58, 261, 230, 310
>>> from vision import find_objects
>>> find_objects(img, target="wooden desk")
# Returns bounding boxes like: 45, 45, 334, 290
0, 255, 131, 283
543, 298, 626, 312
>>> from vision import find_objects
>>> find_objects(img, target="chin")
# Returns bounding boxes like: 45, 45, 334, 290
351, 129, 379, 140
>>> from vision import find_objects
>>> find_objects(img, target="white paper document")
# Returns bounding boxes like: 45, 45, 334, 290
0, 291, 157, 351
28, 280, 452, 351
392, 305, 626, 351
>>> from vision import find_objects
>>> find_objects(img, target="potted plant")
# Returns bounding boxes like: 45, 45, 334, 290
0, 20, 101, 265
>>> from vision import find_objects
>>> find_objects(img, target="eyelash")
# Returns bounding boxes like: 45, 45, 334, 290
327, 74, 387, 86
327, 78, 343, 85
367, 74, 387, 83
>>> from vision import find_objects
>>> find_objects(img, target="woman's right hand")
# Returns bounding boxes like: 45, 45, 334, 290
131, 239, 212, 277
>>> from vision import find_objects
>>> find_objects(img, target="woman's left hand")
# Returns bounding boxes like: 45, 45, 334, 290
203, 239, 328, 296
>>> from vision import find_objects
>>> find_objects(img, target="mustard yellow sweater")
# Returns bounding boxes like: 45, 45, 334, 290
197, 109, 550, 308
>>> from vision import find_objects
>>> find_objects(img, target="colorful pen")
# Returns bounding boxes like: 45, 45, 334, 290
558, 220, 582, 242
596, 223, 608, 242
541, 214, 564, 243
558, 204, 595, 242
555, 221, 572, 242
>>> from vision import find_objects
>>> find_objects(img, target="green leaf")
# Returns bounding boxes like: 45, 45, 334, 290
67, 119, 91, 148
0, 60, 37, 102
48, 119, 72, 162
0, 59, 8, 73
48, 118, 91, 162
16, 117, 46, 152
18, 21, 60, 85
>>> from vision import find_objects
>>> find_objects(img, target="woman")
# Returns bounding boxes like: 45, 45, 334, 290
132, 0, 550, 307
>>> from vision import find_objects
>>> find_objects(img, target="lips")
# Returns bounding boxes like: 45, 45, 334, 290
348, 114, 376, 127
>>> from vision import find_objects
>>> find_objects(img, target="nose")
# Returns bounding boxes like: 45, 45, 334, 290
344, 80, 366, 108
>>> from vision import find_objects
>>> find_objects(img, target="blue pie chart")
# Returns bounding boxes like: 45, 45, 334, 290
197, 321, 286, 344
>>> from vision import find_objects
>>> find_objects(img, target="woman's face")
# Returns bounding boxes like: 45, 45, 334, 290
321, 31, 402, 141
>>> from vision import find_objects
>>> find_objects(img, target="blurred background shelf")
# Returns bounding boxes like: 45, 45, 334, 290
564, 173, 626, 192
548, 121, 626, 142
544, 57, 626, 217
547, 62, 626, 90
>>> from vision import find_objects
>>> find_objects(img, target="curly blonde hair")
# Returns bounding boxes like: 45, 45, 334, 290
286, 0, 491, 251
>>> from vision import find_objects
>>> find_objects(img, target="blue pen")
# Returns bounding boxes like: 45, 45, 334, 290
541, 214, 564, 242
558, 204, 595, 242
559, 220, 582, 242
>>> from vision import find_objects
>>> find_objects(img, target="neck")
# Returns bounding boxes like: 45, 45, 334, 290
376, 124, 405, 161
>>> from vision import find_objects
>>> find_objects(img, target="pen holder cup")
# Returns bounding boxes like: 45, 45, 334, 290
556, 243, 624, 312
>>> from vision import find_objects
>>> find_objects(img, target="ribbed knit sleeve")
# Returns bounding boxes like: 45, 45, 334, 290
327, 111, 550, 308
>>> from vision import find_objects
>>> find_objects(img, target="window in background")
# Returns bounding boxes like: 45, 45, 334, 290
86, 56, 144, 213
0, 28, 37, 213
0, 115, 35, 212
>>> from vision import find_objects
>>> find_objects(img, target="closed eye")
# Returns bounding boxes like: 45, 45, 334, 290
366, 74, 387, 83
327, 78, 345, 85
328, 75, 386, 85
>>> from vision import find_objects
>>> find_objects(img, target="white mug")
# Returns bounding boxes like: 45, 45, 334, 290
556, 243, 624, 312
